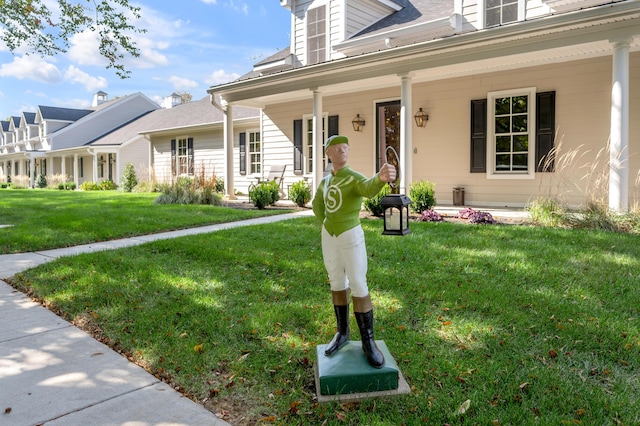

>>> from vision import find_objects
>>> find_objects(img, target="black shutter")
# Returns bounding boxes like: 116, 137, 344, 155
170, 139, 176, 176
187, 137, 194, 175
293, 119, 303, 174
470, 99, 487, 173
536, 91, 556, 172
239, 132, 246, 175
328, 115, 339, 137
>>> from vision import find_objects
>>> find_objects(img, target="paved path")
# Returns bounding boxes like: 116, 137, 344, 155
0, 210, 313, 426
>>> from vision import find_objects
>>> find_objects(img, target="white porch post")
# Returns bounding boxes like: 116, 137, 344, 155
73, 154, 79, 187
609, 39, 630, 212
312, 89, 323, 196
92, 152, 98, 183
61, 155, 67, 181
223, 103, 236, 199
400, 74, 413, 194
29, 155, 35, 188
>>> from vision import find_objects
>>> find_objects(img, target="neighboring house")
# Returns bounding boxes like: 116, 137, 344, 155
207, 0, 640, 211
139, 95, 260, 188
0, 92, 160, 188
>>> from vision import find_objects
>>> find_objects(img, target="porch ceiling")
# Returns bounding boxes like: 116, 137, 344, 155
209, 2, 640, 108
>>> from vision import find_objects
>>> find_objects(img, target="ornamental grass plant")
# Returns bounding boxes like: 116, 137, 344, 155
8, 216, 640, 425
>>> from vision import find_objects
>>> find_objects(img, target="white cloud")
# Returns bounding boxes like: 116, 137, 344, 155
156, 75, 199, 91
205, 69, 240, 86
64, 66, 108, 92
201, 0, 217, 4
0, 55, 62, 84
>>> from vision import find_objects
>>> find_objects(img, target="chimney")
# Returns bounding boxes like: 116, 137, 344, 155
92, 91, 108, 107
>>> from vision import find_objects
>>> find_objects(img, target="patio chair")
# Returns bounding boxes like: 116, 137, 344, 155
255, 164, 287, 197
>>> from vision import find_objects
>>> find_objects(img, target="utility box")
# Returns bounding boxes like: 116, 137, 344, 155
453, 187, 465, 206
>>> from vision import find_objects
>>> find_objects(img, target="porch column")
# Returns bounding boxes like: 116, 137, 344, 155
29, 155, 35, 188
609, 38, 630, 212
73, 154, 79, 187
61, 155, 67, 181
223, 103, 236, 199
92, 152, 98, 183
312, 89, 323, 196
400, 73, 413, 193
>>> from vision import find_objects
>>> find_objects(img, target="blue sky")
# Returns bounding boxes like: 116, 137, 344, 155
0, 1, 291, 120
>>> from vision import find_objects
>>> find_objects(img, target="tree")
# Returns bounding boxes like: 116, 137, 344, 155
0, 0, 146, 78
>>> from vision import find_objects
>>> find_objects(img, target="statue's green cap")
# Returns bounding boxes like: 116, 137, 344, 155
324, 135, 349, 152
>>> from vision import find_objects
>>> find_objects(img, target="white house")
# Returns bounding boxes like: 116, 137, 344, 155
207, 0, 640, 211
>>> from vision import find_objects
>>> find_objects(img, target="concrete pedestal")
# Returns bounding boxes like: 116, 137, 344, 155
315, 340, 410, 403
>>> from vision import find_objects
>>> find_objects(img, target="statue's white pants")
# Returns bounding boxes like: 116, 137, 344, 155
321, 225, 369, 298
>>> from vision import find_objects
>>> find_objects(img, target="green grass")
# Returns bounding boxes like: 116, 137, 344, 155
0, 190, 288, 254
9, 217, 640, 425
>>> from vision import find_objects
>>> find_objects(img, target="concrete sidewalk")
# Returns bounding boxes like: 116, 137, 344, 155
0, 210, 313, 426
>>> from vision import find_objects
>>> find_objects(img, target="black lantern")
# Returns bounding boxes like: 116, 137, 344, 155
380, 194, 412, 236
414, 108, 429, 127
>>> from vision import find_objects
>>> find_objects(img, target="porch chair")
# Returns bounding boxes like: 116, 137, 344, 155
255, 163, 287, 197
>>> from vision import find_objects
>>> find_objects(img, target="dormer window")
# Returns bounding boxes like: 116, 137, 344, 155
485, 0, 523, 27
307, 6, 326, 65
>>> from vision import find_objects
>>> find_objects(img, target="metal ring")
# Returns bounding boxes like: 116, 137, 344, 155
384, 145, 400, 189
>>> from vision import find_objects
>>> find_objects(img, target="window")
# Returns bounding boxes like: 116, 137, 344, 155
471, 88, 556, 178
485, 0, 522, 27
171, 137, 194, 176
248, 131, 261, 174
307, 6, 326, 65
304, 116, 327, 174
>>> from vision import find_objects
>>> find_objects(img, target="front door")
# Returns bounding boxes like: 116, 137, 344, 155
376, 100, 401, 192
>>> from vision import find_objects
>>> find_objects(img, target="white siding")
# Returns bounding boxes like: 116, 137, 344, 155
118, 137, 150, 186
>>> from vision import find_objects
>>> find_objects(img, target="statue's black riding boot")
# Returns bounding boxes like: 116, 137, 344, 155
353, 295, 385, 368
324, 289, 350, 356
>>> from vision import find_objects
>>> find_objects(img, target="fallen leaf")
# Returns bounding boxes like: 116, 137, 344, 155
456, 399, 471, 415
194, 343, 204, 353
4, 407, 12, 414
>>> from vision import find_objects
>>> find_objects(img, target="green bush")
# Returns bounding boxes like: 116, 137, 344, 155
57, 183, 64, 190
65, 181, 77, 190
249, 180, 280, 209
289, 180, 311, 207
100, 180, 118, 190
409, 180, 436, 213
80, 181, 98, 191
36, 174, 47, 189
122, 163, 138, 192
363, 184, 391, 217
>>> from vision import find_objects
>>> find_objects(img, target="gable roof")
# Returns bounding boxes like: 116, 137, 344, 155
22, 112, 37, 125
38, 106, 94, 122
1, 121, 9, 132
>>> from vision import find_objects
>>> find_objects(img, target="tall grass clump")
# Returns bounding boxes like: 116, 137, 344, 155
528, 197, 567, 227
155, 176, 222, 206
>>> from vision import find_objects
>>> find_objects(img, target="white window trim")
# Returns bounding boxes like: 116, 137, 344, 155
247, 129, 262, 176
176, 136, 190, 177
486, 87, 536, 180
302, 112, 328, 175
478, 0, 526, 29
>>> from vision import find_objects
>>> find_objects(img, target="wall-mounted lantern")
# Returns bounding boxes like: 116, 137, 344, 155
351, 114, 365, 132
414, 108, 429, 127
380, 194, 412, 236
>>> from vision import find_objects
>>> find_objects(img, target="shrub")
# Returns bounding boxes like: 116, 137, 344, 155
409, 180, 436, 213
36, 174, 47, 189
214, 176, 224, 193
249, 180, 280, 209
420, 208, 443, 222
363, 184, 391, 217
458, 208, 496, 224
65, 181, 77, 190
80, 181, 98, 191
289, 180, 311, 207
58, 183, 65, 190
100, 180, 118, 190
122, 162, 138, 192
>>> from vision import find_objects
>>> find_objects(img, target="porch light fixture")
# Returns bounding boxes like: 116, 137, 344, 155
351, 114, 365, 132
380, 193, 412, 236
414, 108, 429, 127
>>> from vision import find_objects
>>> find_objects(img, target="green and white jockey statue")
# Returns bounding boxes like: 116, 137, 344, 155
312, 135, 396, 368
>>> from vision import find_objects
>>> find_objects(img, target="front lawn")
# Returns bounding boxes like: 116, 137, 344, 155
0, 190, 288, 254
10, 218, 640, 425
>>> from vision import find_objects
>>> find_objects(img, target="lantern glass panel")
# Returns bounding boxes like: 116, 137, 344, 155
384, 206, 401, 231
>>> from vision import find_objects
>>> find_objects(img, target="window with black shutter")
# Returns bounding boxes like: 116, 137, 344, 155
239, 132, 246, 175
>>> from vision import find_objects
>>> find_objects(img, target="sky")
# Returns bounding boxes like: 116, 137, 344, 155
0, 0, 291, 120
